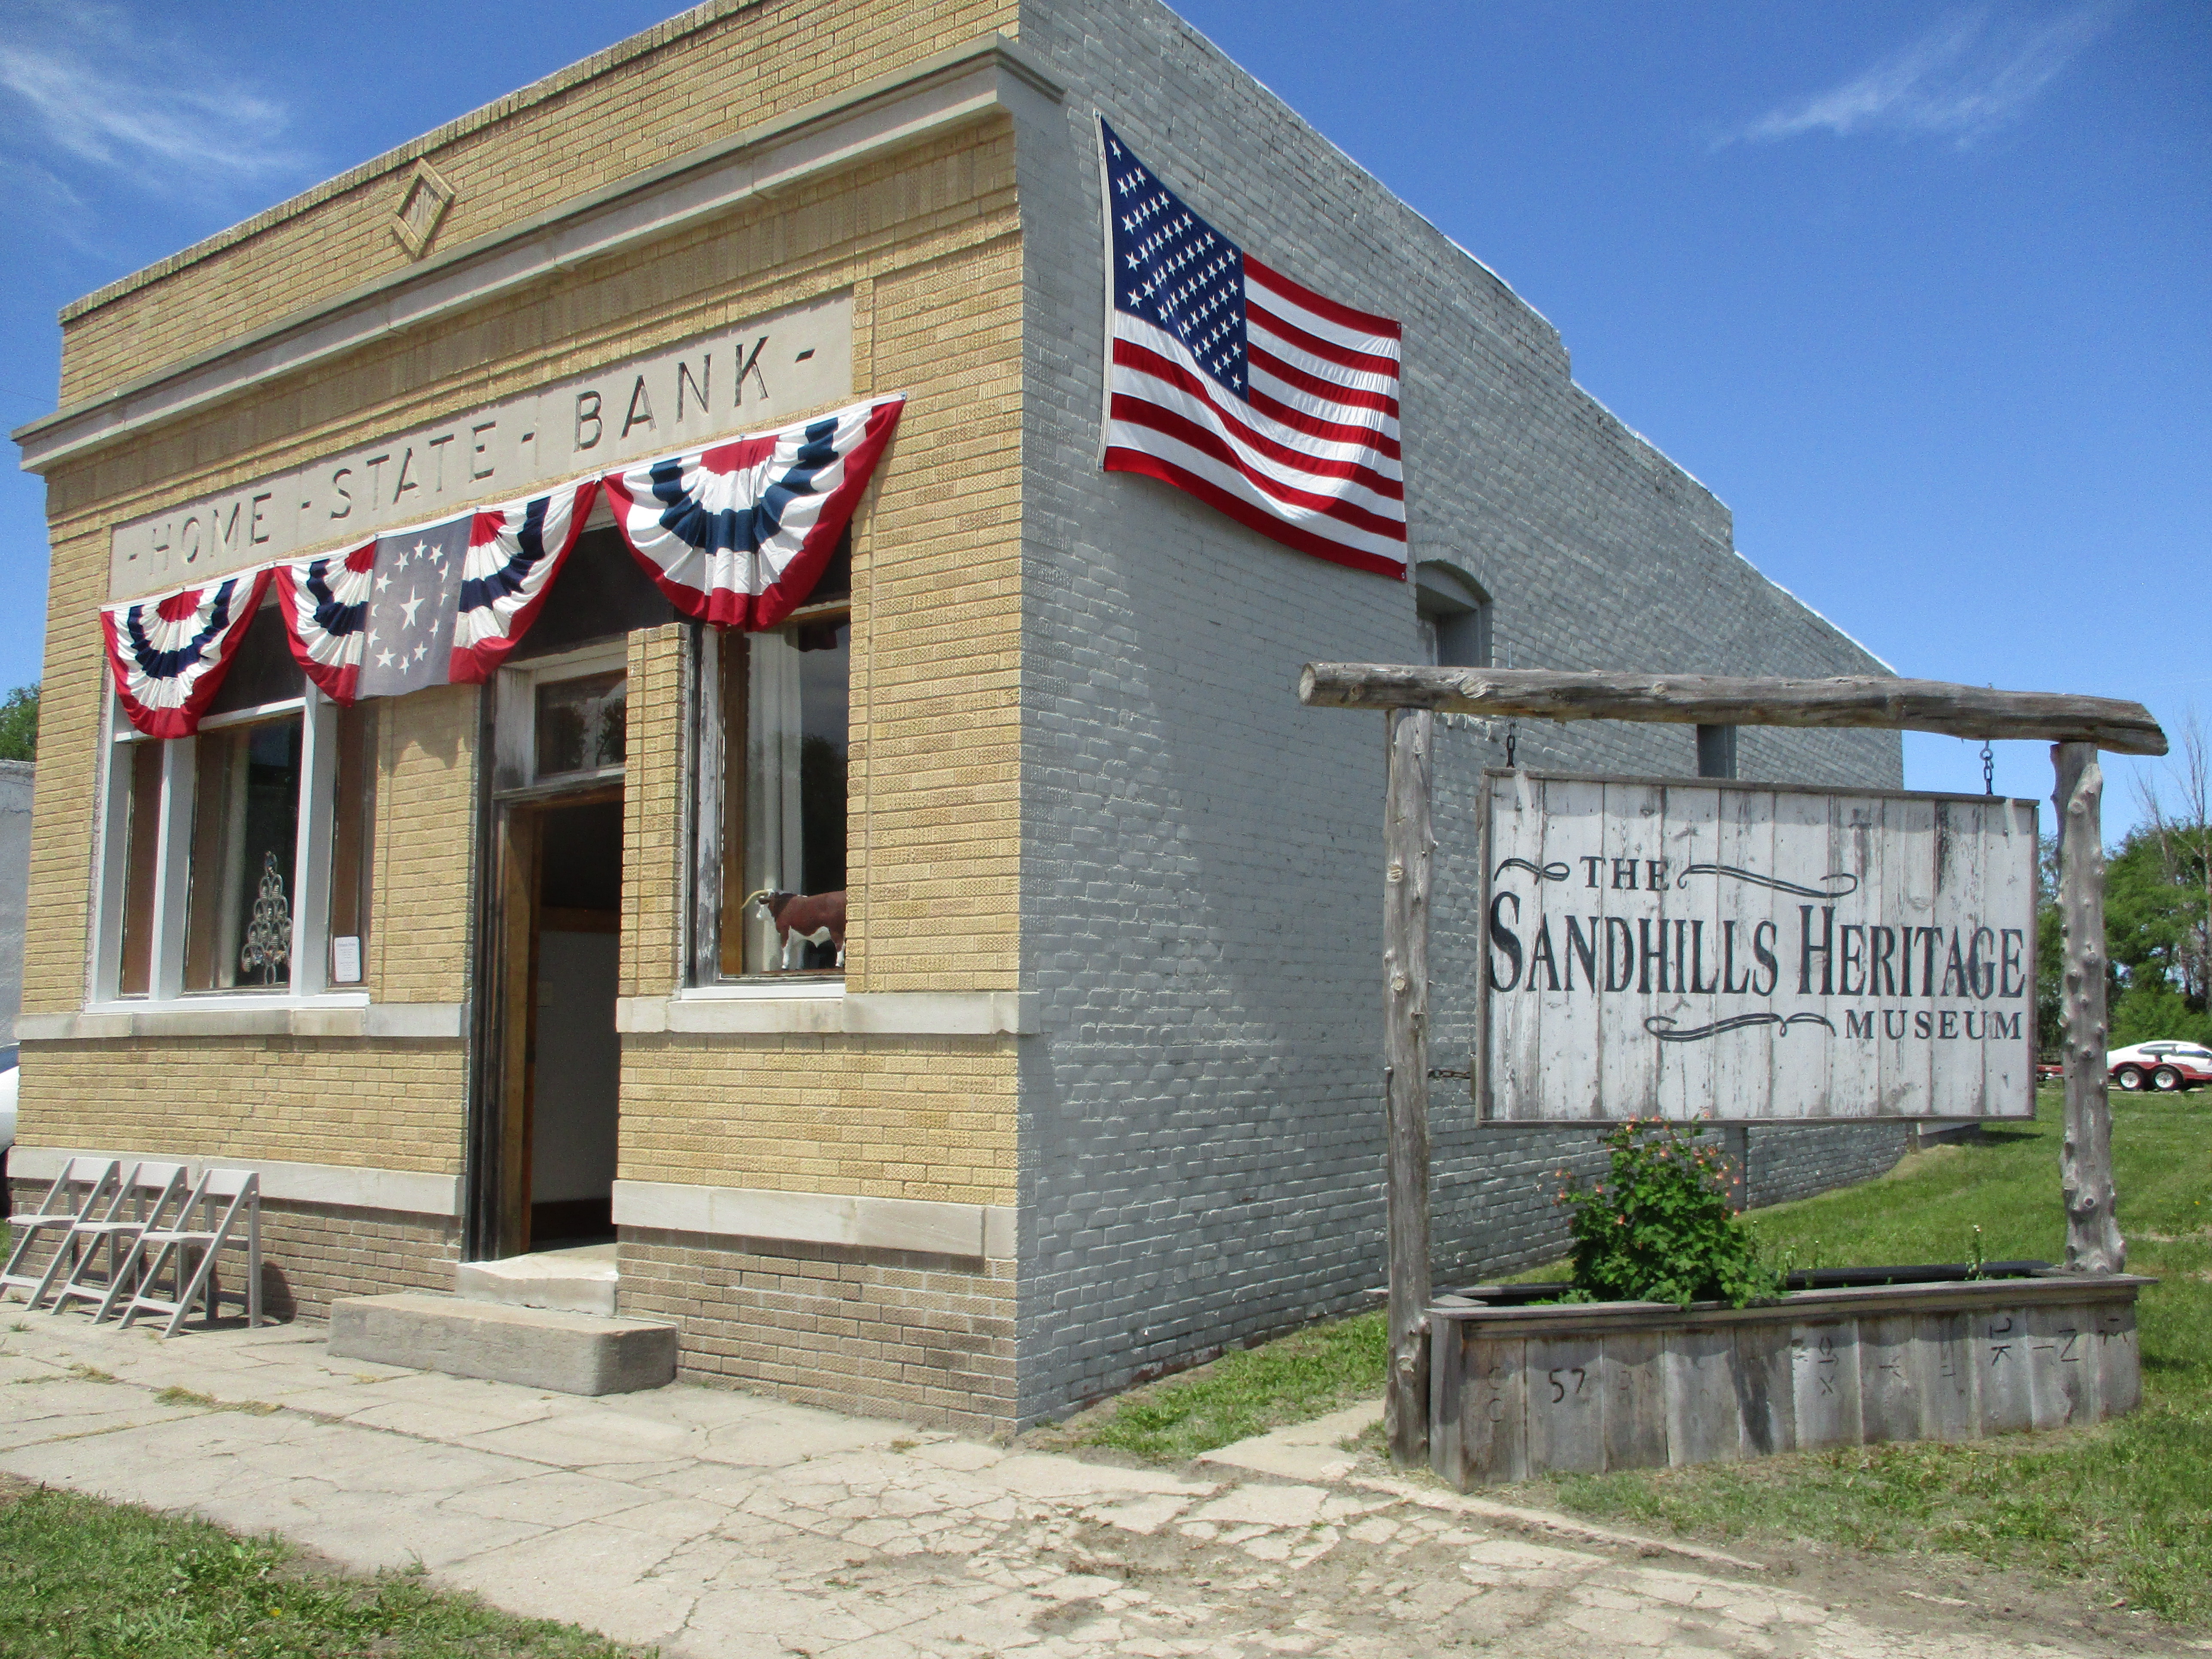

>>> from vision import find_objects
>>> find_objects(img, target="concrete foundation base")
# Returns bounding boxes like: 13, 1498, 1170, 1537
453, 1243, 619, 1316
329, 1292, 677, 1395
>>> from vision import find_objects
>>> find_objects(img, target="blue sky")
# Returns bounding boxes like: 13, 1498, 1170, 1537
3, 0, 2205, 827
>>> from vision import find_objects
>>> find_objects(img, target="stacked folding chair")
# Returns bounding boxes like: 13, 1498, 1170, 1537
115, 1169, 263, 1338
48, 1162, 189, 1316
1, 1158, 122, 1308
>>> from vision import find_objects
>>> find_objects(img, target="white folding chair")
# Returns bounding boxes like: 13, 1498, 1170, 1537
2, 1159, 122, 1307
116, 1169, 262, 1337
49, 1161, 188, 1318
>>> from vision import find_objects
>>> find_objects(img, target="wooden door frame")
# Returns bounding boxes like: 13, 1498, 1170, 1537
479, 781, 622, 1261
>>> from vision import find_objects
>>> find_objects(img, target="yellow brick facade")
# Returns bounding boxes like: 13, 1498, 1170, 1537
17, 2, 1032, 1404
55, 0, 1020, 407
20, 1044, 467, 1176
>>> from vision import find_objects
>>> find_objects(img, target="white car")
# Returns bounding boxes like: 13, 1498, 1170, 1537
2106, 1040, 2212, 1093
0, 1045, 16, 1176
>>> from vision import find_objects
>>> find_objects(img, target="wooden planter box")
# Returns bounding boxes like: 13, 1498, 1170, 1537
1429, 1274, 2150, 1489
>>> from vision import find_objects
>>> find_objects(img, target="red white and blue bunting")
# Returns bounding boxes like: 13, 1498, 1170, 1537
273, 540, 377, 704
451, 480, 599, 684
100, 397, 902, 732
100, 567, 276, 738
601, 395, 904, 629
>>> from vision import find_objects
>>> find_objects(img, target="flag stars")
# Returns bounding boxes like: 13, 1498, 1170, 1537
1110, 132, 1248, 398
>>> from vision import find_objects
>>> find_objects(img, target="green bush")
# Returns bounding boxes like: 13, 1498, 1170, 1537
1556, 1119, 1778, 1308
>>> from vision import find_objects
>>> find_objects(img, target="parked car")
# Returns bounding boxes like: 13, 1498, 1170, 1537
2106, 1040, 2212, 1093
0, 1044, 16, 1185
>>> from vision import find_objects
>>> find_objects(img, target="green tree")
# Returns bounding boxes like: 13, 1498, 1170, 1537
0, 682, 34, 762
2107, 715, 2212, 1046
2036, 831, 2066, 1054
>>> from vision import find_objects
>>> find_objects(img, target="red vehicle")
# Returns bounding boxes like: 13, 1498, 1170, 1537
2106, 1042, 2212, 1093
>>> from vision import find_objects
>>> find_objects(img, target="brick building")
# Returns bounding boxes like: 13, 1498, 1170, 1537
11, 0, 1902, 1433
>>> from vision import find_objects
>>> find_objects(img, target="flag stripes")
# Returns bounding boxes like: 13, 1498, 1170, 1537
1100, 118, 1406, 578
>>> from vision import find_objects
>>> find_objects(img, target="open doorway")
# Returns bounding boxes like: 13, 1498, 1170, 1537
526, 796, 622, 1246
470, 522, 667, 1263
489, 783, 624, 1258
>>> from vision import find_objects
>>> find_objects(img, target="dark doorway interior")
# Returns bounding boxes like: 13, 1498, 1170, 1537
527, 796, 623, 1246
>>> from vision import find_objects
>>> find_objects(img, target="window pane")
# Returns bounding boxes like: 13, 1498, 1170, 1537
1697, 724, 1738, 781
510, 528, 674, 662
715, 635, 749, 980
184, 715, 303, 991
115, 741, 164, 997
328, 703, 377, 982
203, 605, 304, 717
734, 617, 848, 975
536, 672, 626, 778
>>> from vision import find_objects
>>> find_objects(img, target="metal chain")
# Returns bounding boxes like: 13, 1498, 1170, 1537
1505, 722, 1518, 768
1982, 739, 1996, 796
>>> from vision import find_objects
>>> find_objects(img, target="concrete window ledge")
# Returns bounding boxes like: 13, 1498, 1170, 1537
613, 1178, 1015, 1260
15, 1002, 468, 1042
7, 1146, 461, 1218
617, 990, 1037, 1036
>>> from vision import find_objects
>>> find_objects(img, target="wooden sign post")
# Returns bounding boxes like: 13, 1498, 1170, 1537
1381, 709, 1434, 1467
1302, 665, 2165, 1465
2054, 743, 2124, 1272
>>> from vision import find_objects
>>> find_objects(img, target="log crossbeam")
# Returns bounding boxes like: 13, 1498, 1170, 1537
1298, 666, 2167, 756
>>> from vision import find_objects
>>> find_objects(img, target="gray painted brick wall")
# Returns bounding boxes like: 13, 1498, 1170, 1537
1009, 0, 1905, 1422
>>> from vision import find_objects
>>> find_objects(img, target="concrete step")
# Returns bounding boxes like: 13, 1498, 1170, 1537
329, 1292, 677, 1396
454, 1243, 618, 1316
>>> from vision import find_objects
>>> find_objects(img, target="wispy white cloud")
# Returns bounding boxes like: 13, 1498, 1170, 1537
1729, 2, 2126, 148
0, 1, 301, 195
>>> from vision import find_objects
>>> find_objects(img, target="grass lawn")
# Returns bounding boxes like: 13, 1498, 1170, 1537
1036, 1303, 1388, 1465
0, 1476, 647, 1659
1054, 1086, 2212, 1626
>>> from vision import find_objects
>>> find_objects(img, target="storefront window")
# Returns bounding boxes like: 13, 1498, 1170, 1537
100, 602, 378, 1001
693, 538, 852, 981
115, 741, 164, 998
327, 705, 377, 984
183, 715, 303, 991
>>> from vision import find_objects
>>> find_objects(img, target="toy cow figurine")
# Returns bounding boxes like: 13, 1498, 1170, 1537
746, 888, 847, 969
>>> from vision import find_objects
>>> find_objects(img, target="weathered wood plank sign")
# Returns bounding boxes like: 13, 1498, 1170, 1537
1300, 661, 2163, 1465
1478, 772, 2037, 1122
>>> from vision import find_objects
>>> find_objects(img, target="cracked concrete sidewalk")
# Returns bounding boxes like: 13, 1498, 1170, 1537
0, 1313, 2168, 1657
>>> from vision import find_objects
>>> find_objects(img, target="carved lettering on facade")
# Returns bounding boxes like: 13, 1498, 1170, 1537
108, 291, 854, 598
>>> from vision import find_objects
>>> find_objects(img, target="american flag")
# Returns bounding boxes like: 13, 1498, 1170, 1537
1099, 119, 1406, 579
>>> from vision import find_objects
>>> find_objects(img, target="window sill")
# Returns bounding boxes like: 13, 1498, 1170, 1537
680, 979, 847, 1001
618, 990, 1036, 1036
18, 999, 467, 1042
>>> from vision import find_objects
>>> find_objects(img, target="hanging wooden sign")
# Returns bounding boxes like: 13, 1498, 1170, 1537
1477, 771, 2038, 1122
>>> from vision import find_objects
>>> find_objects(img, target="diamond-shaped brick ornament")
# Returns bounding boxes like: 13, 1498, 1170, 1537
390, 158, 455, 259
